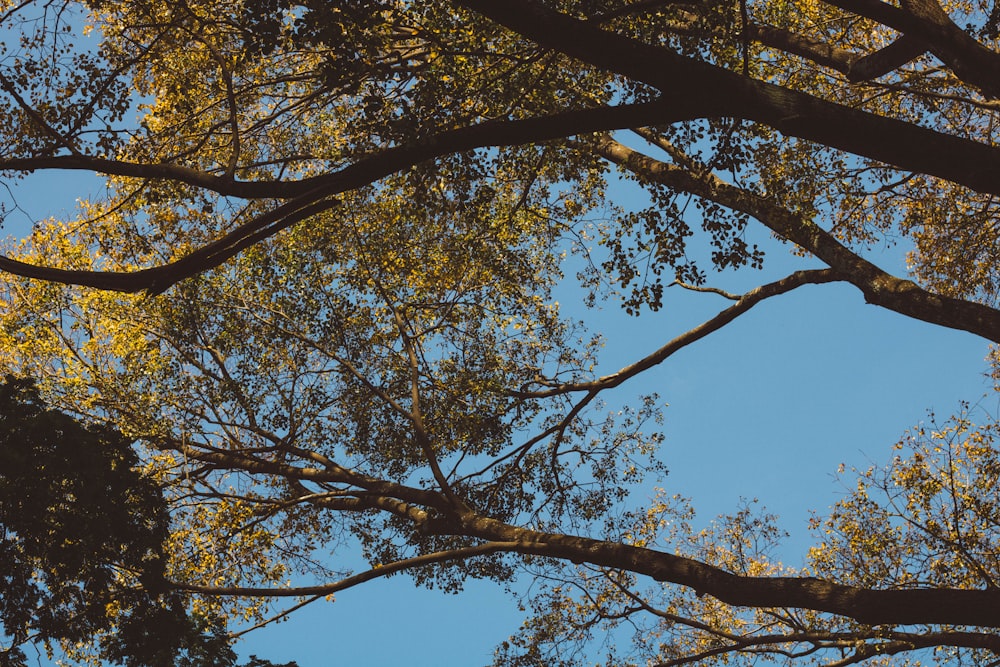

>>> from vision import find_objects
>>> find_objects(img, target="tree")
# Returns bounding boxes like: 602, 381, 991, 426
0, 0, 999, 664
0, 376, 237, 667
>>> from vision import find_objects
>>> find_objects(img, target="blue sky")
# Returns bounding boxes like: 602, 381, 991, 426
2, 161, 993, 667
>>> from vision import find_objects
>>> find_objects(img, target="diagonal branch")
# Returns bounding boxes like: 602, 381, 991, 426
0, 73, 83, 156
518, 269, 842, 398
0, 100, 681, 201
170, 541, 529, 596
592, 135, 1000, 343
157, 426, 1000, 628
749, 24, 926, 81
451, 512, 1000, 627
456, 0, 1000, 196
823, 0, 1000, 97
660, 8, 924, 82
0, 101, 703, 293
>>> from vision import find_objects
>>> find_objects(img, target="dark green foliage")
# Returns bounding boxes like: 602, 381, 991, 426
240, 657, 300, 667
0, 377, 233, 666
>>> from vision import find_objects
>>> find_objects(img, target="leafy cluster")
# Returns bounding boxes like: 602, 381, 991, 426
0, 377, 233, 667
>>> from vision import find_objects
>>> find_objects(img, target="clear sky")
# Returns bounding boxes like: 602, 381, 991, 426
3, 160, 992, 667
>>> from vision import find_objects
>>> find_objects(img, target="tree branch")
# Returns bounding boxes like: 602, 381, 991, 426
0, 101, 707, 292
749, 24, 926, 81
517, 269, 843, 398
0, 100, 681, 201
456, 0, 1000, 195
593, 136, 1000, 343
171, 541, 528, 596
454, 512, 1000, 627
823, 0, 1000, 97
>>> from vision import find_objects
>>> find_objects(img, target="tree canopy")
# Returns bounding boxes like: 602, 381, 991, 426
0, 0, 999, 664
0, 376, 242, 667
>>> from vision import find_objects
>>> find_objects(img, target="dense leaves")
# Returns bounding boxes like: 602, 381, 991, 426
0, 377, 236, 666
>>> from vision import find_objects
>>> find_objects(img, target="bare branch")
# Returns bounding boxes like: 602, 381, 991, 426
517, 269, 842, 398
171, 541, 529, 596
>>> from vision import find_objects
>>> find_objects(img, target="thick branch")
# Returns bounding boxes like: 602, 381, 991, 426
0, 101, 708, 292
750, 25, 925, 81
452, 512, 1000, 627
0, 100, 682, 201
594, 136, 1000, 343
847, 35, 928, 81
8, 4, 1000, 295
10, 1, 1000, 298
748, 24, 863, 74
162, 438, 1000, 627
823, 0, 1000, 97
657, 8, 924, 81
457, 0, 1000, 196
